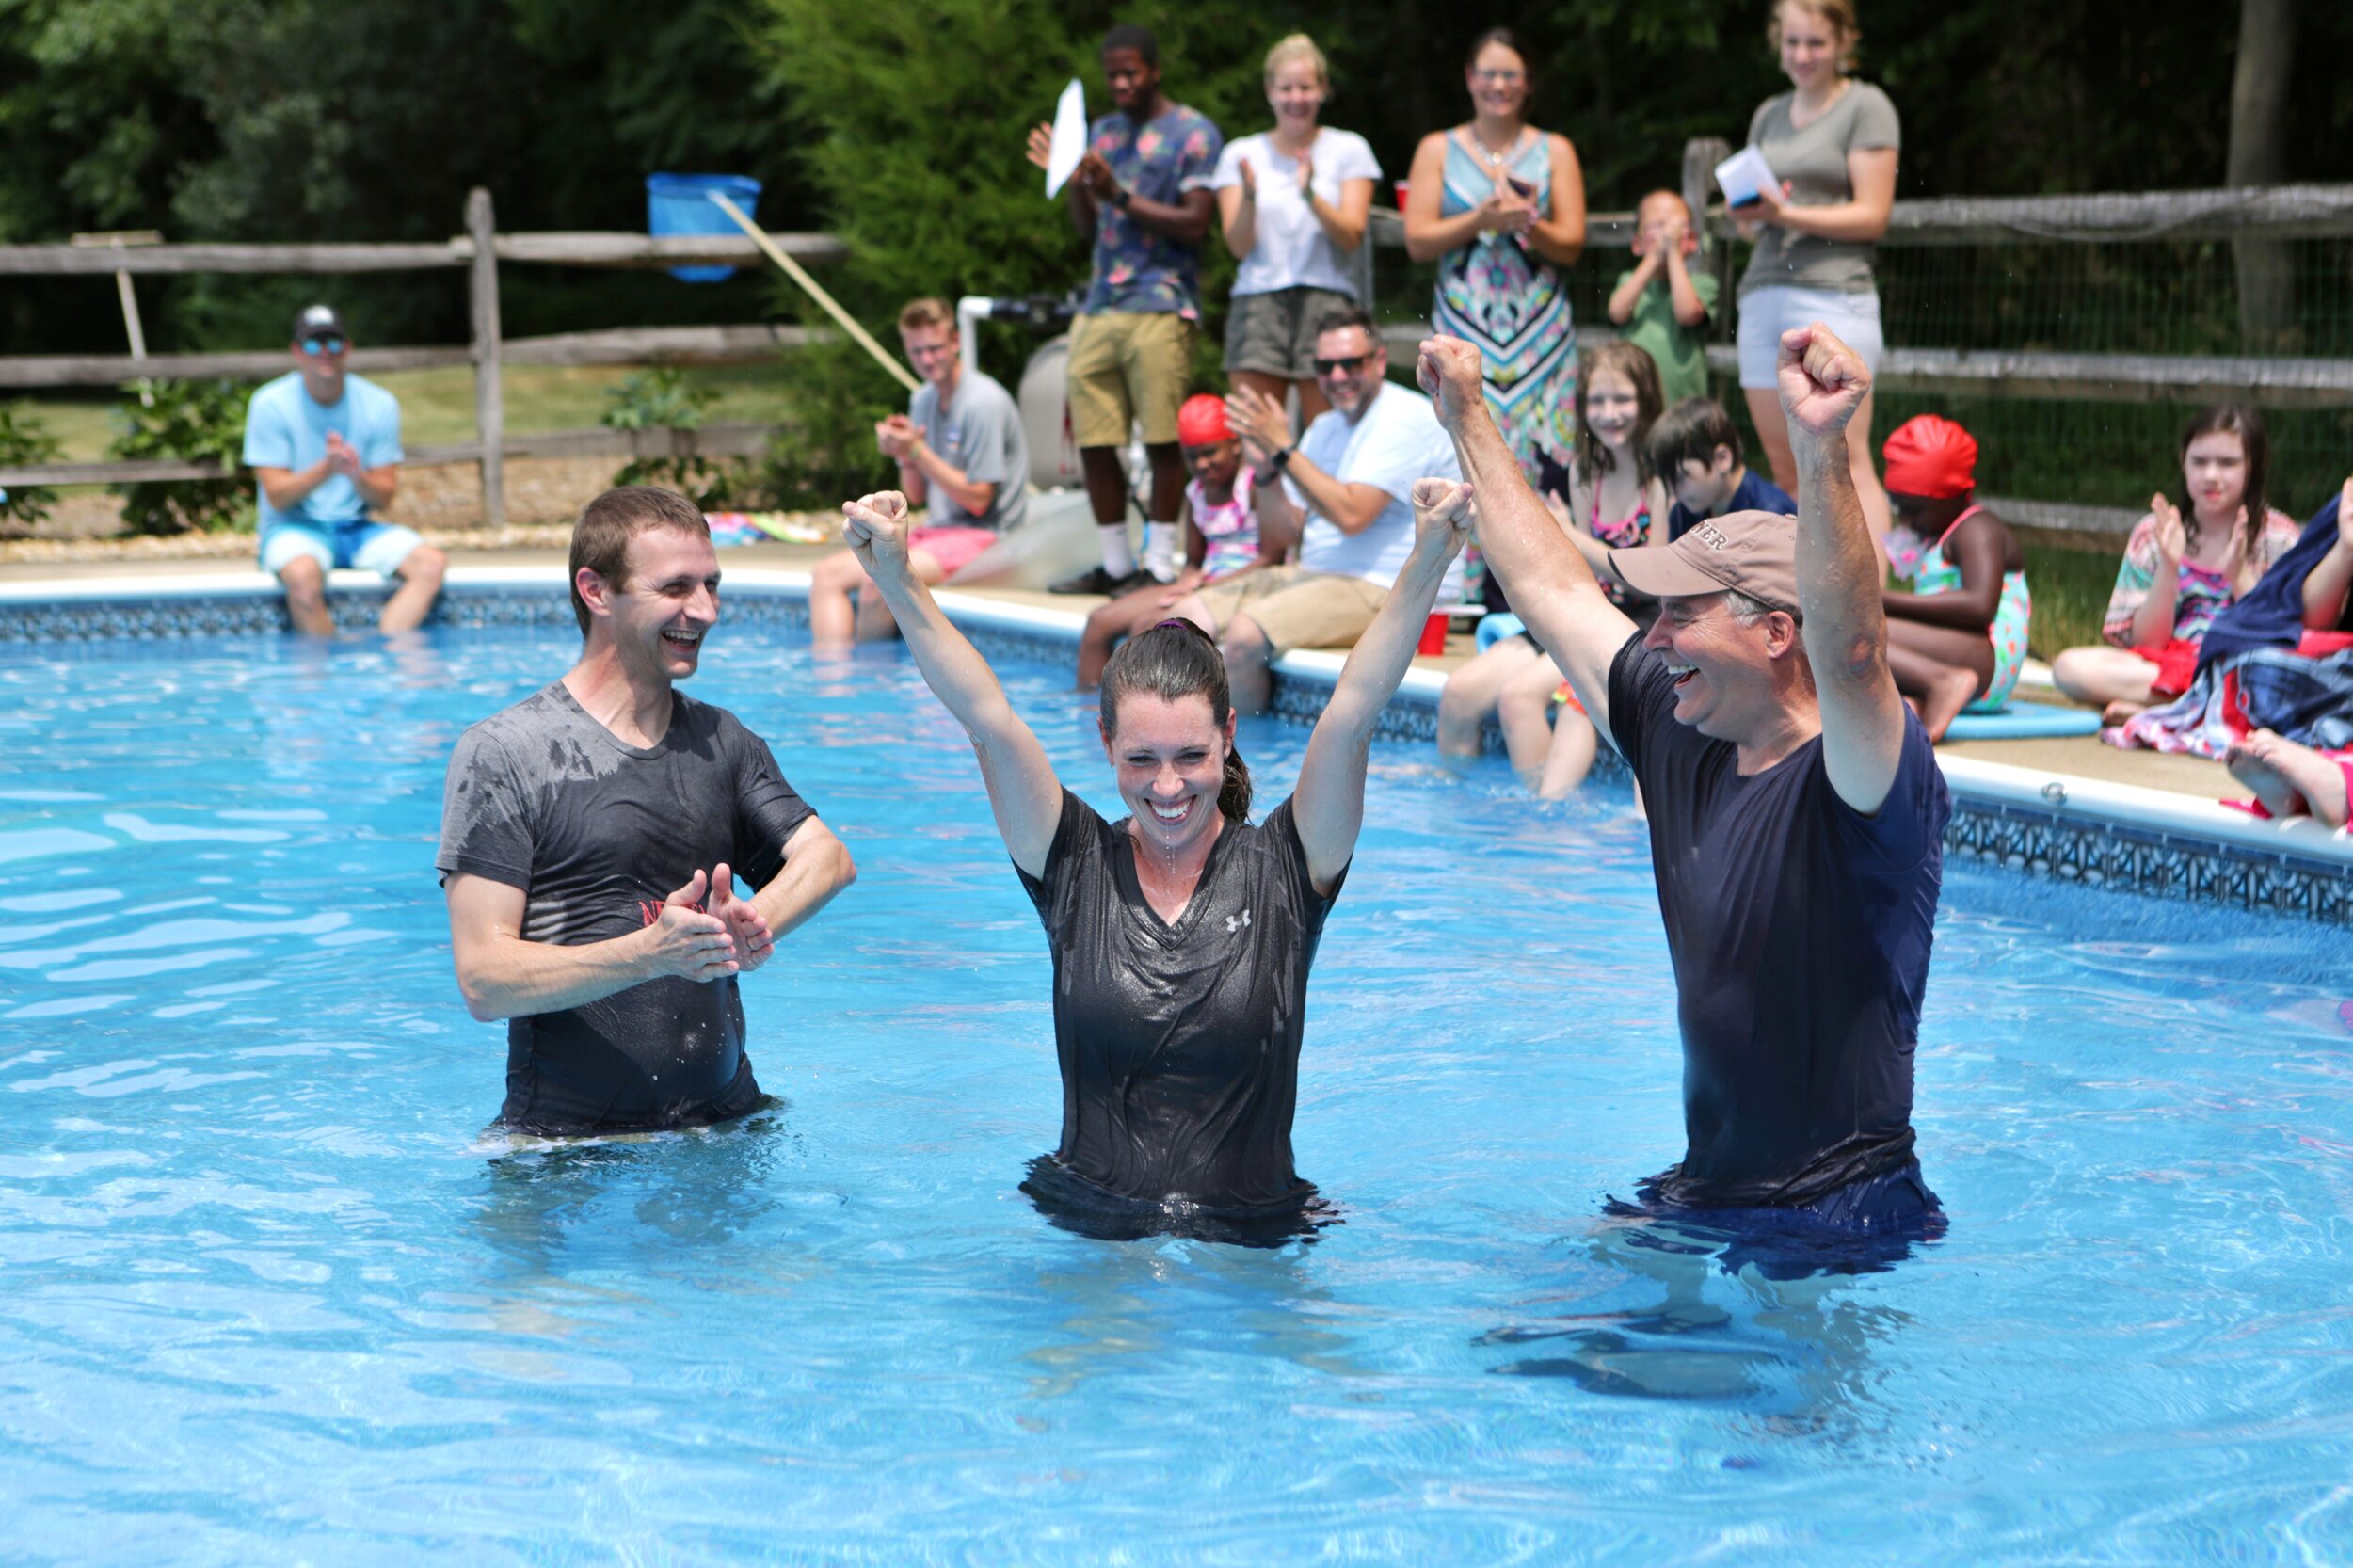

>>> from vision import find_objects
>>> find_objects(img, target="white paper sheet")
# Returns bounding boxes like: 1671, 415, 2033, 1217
1713, 146, 1778, 209
1045, 78, 1087, 199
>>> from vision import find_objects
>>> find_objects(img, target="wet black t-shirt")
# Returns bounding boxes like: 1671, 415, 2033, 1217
1607, 634, 1950, 1207
1015, 790, 1345, 1229
436, 681, 817, 1135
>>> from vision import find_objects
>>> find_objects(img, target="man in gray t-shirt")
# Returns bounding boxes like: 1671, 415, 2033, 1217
439, 486, 856, 1135
808, 297, 1032, 644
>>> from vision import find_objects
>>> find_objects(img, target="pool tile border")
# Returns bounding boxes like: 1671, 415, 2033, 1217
2, 567, 2344, 924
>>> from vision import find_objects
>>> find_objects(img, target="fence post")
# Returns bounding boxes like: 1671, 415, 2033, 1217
466, 187, 504, 527
1681, 137, 1737, 345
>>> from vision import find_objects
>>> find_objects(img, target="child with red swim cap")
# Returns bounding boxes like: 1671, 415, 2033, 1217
1076, 394, 1289, 687
1878, 413, 2033, 742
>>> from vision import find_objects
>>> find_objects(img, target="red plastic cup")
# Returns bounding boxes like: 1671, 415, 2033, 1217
1393, 180, 1412, 210
1417, 610, 1449, 656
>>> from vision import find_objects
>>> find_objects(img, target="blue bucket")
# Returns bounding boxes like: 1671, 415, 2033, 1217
646, 173, 763, 283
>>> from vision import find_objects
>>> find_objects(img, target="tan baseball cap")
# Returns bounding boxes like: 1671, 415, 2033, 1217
1608, 509, 1801, 616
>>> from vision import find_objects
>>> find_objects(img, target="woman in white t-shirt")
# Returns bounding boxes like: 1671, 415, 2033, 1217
1211, 34, 1380, 423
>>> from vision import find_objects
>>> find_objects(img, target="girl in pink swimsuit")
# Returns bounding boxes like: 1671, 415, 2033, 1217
1436, 341, 1667, 797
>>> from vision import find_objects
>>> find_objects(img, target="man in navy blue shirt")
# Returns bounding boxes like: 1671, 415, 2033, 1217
1422, 326, 1950, 1232
1648, 396, 1797, 543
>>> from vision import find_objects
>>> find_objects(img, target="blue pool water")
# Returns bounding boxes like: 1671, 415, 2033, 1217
4, 624, 2350, 1564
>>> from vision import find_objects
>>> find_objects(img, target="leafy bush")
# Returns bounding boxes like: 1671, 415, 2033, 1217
0, 402, 64, 530
757, 339, 902, 511
108, 379, 253, 536
601, 366, 749, 509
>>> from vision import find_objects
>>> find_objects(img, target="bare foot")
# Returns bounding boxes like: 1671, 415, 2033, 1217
2101, 698, 2149, 727
2226, 735, 2307, 819
1916, 666, 1982, 744
2230, 730, 2351, 827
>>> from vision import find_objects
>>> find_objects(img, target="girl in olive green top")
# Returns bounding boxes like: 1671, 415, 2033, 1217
1732, 0, 1900, 542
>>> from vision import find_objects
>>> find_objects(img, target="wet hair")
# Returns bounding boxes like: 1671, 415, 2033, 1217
1101, 24, 1159, 66
1573, 340, 1667, 487
1646, 396, 1745, 476
897, 296, 953, 334
1465, 27, 1530, 83
1768, 0, 1860, 72
568, 485, 711, 636
1264, 33, 1329, 88
2174, 404, 2269, 558
1099, 620, 1252, 823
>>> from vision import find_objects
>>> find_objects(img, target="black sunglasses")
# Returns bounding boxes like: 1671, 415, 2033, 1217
1312, 352, 1372, 376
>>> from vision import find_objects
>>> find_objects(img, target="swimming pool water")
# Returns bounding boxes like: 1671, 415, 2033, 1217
4, 625, 2350, 1564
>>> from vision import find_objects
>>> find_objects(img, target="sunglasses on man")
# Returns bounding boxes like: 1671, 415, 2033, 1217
1312, 352, 1372, 377
299, 335, 348, 357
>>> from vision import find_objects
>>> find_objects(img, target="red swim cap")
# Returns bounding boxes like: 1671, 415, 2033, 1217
1881, 414, 1978, 499
1176, 394, 1231, 448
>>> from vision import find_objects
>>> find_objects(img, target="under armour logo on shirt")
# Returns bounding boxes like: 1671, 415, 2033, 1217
1225, 909, 1251, 934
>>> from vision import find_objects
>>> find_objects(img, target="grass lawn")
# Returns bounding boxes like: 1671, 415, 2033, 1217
8, 362, 796, 460
2022, 544, 2119, 661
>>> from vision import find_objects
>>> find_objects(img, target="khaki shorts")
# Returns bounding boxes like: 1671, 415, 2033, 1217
1194, 566, 1388, 656
1067, 311, 1194, 449
1224, 285, 1358, 380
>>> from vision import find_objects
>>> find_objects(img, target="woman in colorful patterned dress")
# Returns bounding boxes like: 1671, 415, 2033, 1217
1401, 28, 1585, 484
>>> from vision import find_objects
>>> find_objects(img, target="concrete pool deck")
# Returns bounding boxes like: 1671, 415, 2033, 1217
2, 544, 2346, 922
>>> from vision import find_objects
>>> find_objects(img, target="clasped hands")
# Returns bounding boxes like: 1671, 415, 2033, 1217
875, 413, 920, 461
643, 865, 773, 982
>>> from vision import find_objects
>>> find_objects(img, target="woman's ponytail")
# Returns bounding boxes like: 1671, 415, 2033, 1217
1219, 743, 1254, 824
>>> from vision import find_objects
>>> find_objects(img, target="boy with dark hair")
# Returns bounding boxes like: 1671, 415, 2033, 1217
1647, 396, 1796, 542
1024, 24, 1224, 592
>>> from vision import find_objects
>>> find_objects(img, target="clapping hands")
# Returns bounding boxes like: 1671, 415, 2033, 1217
643, 866, 771, 983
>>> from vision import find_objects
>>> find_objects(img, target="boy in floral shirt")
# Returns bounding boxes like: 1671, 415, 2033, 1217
1026, 24, 1222, 592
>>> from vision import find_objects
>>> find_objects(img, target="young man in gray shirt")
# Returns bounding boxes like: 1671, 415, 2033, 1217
807, 296, 1031, 644
438, 486, 856, 1135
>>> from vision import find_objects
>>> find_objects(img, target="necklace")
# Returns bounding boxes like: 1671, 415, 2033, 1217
1469, 123, 1524, 170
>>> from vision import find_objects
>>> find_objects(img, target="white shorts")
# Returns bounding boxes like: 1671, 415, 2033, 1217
1736, 284, 1883, 389
260, 520, 426, 578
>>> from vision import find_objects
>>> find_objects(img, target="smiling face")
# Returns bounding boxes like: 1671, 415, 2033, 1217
1182, 438, 1242, 492
583, 526, 721, 686
2182, 429, 2249, 523
1775, 1, 1845, 91
1266, 56, 1324, 130
1314, 324, 1387, 417
1465, 40, 1529, 120
1102, 46, 1159, 115
900, 322, 959, 391
1103, 690, 1233, 857
1640, 591, 1791, 741
1583, 366, 1641, 455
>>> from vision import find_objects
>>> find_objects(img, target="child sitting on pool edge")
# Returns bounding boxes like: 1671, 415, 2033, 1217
1436, 341, 1667, 795
1076, 395, 1289, 688
1878, 414, 2033, 742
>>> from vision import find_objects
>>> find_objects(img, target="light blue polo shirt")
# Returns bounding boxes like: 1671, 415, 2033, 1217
242, 371, 404, 536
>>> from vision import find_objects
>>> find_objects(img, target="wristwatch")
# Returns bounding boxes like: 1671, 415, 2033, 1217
1267, 446, 1293, 472
1110, 185, 1133, 212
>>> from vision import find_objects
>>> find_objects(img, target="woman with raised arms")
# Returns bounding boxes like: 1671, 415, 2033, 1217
838, 478, 1473, 1244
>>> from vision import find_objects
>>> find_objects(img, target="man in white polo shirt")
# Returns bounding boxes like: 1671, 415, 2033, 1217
1191, 305, 1462, 712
